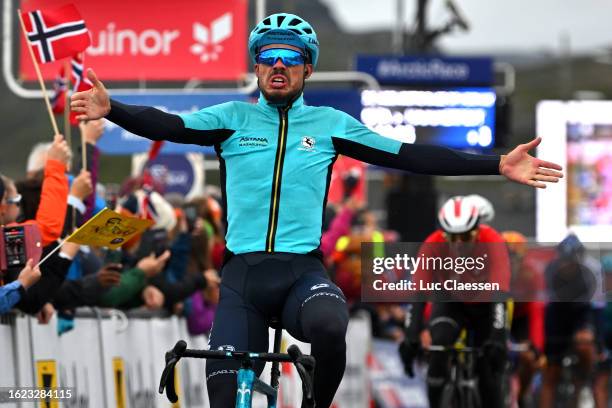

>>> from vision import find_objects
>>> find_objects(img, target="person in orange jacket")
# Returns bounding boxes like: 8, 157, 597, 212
0, 134, 71, 245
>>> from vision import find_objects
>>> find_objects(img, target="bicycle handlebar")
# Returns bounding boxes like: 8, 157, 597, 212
159, 340, 316, 406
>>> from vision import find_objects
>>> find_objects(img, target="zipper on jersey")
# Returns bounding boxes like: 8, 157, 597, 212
265, 106, 290, 252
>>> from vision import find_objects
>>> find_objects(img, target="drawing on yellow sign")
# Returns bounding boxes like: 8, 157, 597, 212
113, 357, 127, 408
66, 208, 153, 249
36, 360, 58, 408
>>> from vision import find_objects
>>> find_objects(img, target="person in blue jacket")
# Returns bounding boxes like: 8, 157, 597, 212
0, 260, 41, 315
70, 13, 563, 408
0, 177, 42, 314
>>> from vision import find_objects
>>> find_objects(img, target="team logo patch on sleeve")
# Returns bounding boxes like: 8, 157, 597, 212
299, 136, 316, 152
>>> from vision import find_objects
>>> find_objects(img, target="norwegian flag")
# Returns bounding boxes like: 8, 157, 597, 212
22, 4, 90, 64
69, 54, 93, 125
50, 67, 68, 114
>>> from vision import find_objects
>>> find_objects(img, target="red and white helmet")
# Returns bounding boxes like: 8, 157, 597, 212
438, 196, 480, 234
465, 194, 495, 224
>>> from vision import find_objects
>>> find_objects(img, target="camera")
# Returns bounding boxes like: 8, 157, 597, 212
0, 224, 43, 277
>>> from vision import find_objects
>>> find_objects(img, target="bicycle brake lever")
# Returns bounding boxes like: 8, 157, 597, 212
158, 356, 177, 397
288, 345, 316, 408
158, 340, 187, 402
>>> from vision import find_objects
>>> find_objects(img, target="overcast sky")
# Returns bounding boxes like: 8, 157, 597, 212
320, 0, 612, 54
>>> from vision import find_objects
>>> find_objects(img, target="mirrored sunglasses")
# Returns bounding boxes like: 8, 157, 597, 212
256, 48, 306, 67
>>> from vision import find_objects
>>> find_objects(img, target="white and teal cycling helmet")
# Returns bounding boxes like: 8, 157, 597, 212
248, 13, 320, 67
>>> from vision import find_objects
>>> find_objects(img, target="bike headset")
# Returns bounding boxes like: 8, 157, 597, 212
248, 13, 320, 67
438, 196, 481, 241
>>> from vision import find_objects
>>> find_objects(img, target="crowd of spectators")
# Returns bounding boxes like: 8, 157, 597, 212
0, 124, 221, 337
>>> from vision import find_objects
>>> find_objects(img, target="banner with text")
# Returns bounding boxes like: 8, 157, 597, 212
20, 0, 247, 80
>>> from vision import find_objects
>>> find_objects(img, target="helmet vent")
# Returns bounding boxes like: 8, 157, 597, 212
262, 17, 271, 26
288, 28, 302, 35
289, 18, 302, 26
257, 28, 270, 34
303, 27, 313, 34
277, 15, 286, 25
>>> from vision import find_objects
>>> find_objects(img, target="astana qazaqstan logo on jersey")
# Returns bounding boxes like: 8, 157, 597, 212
239, 136, 269, 148
190, 12, 233, 63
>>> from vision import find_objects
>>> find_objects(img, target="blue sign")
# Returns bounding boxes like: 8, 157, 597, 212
144, 154, 197, 197
303, 89, 362, 120
360, 87, 496, 149
98, 93, 250, 155
356, 55, 493, 86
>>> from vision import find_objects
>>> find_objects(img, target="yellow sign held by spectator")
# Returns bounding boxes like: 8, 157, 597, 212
66, 208, 153, 249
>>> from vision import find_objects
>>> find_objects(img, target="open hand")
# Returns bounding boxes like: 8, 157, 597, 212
499, 137, 563, 188
70, 69, 111, 121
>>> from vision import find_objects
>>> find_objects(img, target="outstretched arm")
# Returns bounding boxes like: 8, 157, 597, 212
333, 113, 562, 188
70, 69, 233, 146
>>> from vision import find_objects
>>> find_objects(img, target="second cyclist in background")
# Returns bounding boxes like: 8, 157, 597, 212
399, 195, 511, 408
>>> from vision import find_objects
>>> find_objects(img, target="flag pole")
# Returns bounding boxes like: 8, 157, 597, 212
17, 9, 60, 136
67, 59, 76, 231
81, 122, 87, 170
36, 236, 69, 268
63, 60, 72, 150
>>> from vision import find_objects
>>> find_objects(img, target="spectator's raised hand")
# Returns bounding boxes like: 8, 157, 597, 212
17, 259, 41, 290
47, 134, 72, 167
137, 250, 171, 277
70, 170, 93, 201
96, 264, 122, 288
70, 69, 111, 121
142, 285, 165, 310
79, 119, 105, 145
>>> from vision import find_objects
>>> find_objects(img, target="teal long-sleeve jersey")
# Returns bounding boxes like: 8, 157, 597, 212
107, 93, 500, 255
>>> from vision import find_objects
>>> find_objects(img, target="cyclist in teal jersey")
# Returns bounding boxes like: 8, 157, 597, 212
71, 13, 563, 408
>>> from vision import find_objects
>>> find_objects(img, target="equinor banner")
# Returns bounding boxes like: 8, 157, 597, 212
20, 0, 247, 80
